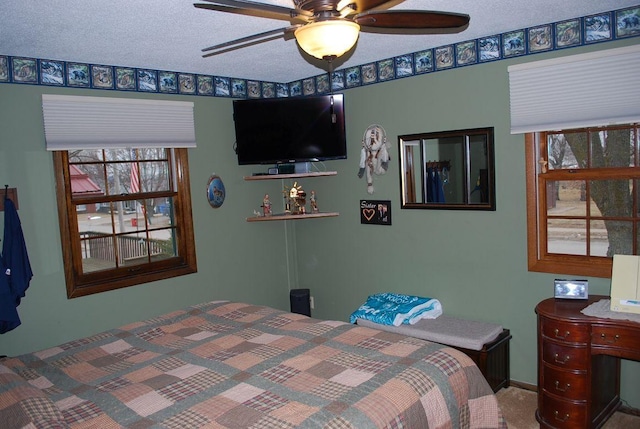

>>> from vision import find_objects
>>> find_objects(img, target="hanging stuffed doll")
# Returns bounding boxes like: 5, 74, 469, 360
358, 124, 390, 194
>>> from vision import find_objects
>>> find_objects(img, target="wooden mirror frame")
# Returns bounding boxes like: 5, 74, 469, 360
398, 127, 496, 211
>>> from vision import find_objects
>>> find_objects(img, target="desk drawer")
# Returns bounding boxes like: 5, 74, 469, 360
541, 364, 587, 401
591, 325, 640, 358
540, 318, 590, 343
540, 394, 587, 429
542, 342, 589, 370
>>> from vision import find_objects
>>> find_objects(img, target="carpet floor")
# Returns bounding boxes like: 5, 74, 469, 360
495, 386, 640, 428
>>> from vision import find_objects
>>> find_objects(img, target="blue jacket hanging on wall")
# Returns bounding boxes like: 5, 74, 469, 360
426, 167, 446, 203
0, 196, 33, 334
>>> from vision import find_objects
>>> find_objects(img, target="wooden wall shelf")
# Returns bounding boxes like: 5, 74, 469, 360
244, 171, 338, 222
244, 171, 337, 181
246, 212, 339, 222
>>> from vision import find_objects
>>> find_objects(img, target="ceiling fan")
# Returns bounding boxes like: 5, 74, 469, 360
195, 0, 470, 61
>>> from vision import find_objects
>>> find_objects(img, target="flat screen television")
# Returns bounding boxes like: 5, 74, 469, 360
233, 94, 347, 165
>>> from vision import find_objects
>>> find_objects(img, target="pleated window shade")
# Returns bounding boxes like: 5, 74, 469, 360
508, 44, 640, 134
42, 94, 196, 150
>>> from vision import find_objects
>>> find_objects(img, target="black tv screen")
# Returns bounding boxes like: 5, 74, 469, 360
233, 94, 347, 165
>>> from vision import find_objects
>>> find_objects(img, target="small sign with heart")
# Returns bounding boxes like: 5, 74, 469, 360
360, 200, 391, 225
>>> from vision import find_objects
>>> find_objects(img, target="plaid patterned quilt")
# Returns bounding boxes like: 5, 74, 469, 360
0, 301, 506, 428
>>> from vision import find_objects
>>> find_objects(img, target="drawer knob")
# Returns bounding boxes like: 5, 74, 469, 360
600, 333, 620, 343
554, 353, 570, 364
554, 411, 570, 422
554, 328, 570, 339
554, 380, 571, 392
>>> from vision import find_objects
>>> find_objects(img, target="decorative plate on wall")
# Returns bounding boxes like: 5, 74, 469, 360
206, 174, 226, 208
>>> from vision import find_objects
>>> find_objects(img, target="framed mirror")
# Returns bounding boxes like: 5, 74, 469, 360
399, 127, 495, 210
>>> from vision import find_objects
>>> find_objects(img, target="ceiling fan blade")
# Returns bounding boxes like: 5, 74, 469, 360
202, 35, 284, 57
355, 10, 470, 31
338, 0, 397, 14
195, 3, 309, 23
198, 0, 312, 19
201, 25, 299, 57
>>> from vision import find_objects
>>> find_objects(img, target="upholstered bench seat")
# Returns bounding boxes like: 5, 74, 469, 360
356, 316, 511, 392
356, 316, 502, 350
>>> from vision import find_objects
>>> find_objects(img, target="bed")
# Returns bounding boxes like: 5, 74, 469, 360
0, 300, 506, 428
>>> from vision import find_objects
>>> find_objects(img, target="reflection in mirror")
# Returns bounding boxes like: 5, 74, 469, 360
399, 127, 495, 210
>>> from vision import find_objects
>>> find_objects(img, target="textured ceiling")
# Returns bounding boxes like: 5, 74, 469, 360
1, 1, 638, 83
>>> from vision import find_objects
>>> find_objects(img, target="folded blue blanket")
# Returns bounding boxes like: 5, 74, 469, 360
350, 293, 442, 326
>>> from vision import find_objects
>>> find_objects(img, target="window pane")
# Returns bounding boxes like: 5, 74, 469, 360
590, 179, 632, 218
119, 232, 150, 266
590, 128, 635, 168
140, 160, 171, 193
547, 180, 586, 215
120, 232, 177, 267
548, 131, 587, 170
105, 163, 128, 196
591, 220, 633, 257
147, 214, 175, 231
137, 148, 168, 161
548, 219, 586, 255
69, 149, 105, 162
70, 164, 106, 197
153, 197, 175, 218
79, 207, 113, 234
81, 234, 117, 273
149, 231, 177, 256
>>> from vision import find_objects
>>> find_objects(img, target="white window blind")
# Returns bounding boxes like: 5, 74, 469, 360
508, 44, 640, 134
42, 94, 196, 150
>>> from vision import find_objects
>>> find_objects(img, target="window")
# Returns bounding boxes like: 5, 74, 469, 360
53, 148, 196, 298
526, 124, 640, 278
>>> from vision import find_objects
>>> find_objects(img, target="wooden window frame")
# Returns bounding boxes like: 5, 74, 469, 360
53, 149, 197, 298
526, 127, 640, 278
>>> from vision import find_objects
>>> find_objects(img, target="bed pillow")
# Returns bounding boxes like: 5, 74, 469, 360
0, 359, 69, 429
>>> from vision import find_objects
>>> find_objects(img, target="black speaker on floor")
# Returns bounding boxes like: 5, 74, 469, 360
290, 288, 311, 317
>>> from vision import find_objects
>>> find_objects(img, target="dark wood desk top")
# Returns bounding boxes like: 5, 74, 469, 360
536, 295, 640, 327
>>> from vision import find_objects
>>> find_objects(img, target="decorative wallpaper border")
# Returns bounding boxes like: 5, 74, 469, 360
1, 6, 638, 98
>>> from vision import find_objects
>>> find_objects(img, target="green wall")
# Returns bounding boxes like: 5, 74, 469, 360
294, 38, 640, 407
0, 84, 292, 355
1, 37, 639, 408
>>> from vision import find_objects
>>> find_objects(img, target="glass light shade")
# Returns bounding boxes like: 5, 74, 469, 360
294, 20, 360, 59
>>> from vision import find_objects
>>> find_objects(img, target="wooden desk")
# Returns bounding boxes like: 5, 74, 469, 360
535, 295, 640, 428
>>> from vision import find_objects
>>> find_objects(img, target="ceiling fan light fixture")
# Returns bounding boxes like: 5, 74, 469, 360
294, 20, 360, 59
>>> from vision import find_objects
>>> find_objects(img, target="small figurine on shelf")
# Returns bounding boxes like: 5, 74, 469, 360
310, 190, 318, 213
284, 182, 307, 214
262, 194, 272, 217
283, 188, 291, 213
296, 189, 306, 214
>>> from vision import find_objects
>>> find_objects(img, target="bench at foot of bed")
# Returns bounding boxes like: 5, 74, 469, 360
356, 316, 511, 393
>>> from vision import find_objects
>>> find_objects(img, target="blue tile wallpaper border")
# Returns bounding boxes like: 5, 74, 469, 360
0, 7, 638, 98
